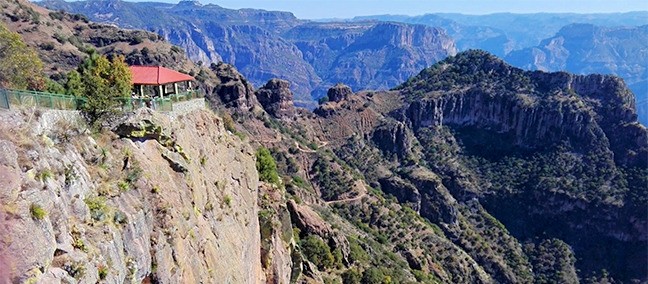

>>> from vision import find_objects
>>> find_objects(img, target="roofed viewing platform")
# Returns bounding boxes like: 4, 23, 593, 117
129, 65, 196, 100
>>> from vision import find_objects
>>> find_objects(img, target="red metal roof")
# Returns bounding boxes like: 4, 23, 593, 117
129, 66, 195, 85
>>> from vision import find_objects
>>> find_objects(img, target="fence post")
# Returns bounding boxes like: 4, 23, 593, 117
0, 89, 9, 109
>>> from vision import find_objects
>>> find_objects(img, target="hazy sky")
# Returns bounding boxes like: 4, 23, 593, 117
200, 0, 648, 19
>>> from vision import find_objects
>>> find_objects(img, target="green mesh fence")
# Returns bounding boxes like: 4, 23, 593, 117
115, 97, 173, 112
4, 89, 80, 110
169, 90, 201, 103
1, 89, 201, 112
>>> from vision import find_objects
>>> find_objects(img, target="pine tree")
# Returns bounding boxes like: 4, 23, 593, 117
65, 70, 83, 97
78, 51, 133, 125
109, 55, 133, 98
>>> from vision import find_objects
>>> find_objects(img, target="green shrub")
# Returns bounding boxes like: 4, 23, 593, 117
84, 196, 108, 221
37, 169, 53, 181
117, 180, 129, 192
48, 10, 65, 21
348, 237, 369, 264
318, 96, 329, 104
125, 166, 142, 185
30, 203, 46, 220
98, 265, 108, 280
39, 42, 55, 51
46, 79, 65, 94
222, 112, 236, 133
223, 195, 232, 208
129, 36, 143, 45
300, 235, 335, 270
256, 147, 280, 185
361, 267, 388, 284
342, 268, 362, 284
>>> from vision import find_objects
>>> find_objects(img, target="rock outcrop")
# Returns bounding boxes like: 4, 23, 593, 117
255, 79, 296, 118
287, 201, 350, 264
210, 62, 259, 110
326, 83, 353, 103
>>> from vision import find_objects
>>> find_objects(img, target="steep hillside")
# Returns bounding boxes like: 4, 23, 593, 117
505, 24, 648, 125
213, 50, 646, 283
37, 0, 457, 106
393, 51, 647, 282
0, 0, 204, 78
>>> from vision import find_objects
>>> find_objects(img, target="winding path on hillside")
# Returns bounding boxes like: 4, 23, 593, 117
325, 192, 367, 205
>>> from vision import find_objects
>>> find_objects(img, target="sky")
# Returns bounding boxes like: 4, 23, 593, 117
202, 0, 648, 19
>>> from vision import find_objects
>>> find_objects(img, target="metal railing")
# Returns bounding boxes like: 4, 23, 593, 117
0, 89, 201, 112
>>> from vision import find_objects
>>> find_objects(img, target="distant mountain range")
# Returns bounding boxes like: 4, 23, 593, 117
37, 0, 648, 123
505, 24, 648, 125
38, 0, 457, 107
355, 12, 648, 55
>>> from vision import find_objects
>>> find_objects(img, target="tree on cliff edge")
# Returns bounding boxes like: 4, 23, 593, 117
77, 50, 132, 125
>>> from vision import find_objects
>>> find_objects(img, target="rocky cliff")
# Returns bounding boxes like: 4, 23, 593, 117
398, 50, 646, 165
0, 108, 263, 283
284, 22, 457, 98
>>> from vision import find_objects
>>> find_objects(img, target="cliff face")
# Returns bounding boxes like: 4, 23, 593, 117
157, 23, 322, 100
0, 109, 263, 283
320, 23, 456, 94
285, 22, 457, 99
505, 24, 648, 125
398, 50, 646, 166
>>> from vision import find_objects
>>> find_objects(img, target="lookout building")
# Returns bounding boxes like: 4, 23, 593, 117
129, 66, 195, 98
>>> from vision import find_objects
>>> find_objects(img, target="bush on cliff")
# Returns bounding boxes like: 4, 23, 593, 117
256, 147, 280, 185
